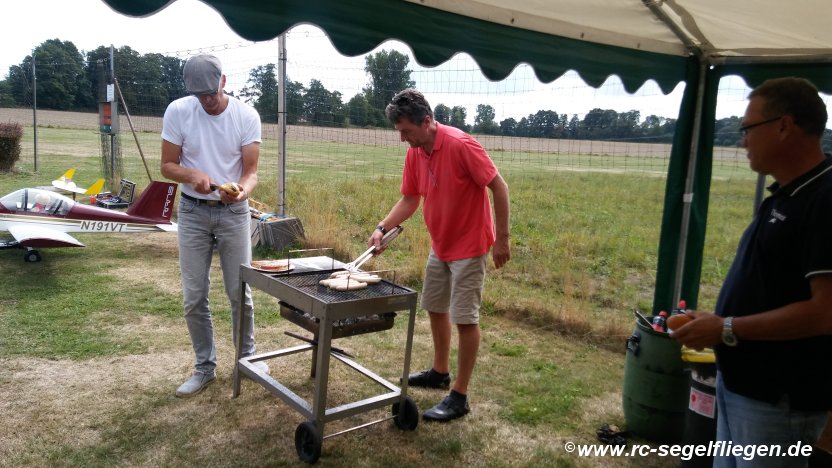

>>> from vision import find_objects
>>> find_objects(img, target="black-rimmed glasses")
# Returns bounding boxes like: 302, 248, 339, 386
739, 116, 782, 137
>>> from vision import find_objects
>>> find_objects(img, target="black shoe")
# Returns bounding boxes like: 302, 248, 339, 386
423, 393, 470, 422
405, 369, 451, 389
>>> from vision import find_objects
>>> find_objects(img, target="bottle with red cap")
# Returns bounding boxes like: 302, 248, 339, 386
670, 299, 687, 317
652, 311, 669, 332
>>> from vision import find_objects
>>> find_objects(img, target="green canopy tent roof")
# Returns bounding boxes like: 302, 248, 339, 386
100, 0, 832, 311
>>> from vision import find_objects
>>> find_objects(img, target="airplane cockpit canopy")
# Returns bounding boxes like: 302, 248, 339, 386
0, 188, 74, 216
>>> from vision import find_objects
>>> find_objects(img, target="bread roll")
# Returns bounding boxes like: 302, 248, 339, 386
319, 277, 368, 290
219, 182, 242, 196
328, 271, 381, 283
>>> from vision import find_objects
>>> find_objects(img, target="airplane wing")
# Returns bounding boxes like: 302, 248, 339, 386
156, 222, 178, 232
8, 225, 86, 248
53, 179, 104, 195
52, 179, 81, 193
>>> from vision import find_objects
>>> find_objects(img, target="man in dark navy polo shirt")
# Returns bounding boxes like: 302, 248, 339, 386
672, 77, 832, 468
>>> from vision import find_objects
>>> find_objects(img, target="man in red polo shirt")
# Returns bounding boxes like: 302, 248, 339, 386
369, 89, 511, 421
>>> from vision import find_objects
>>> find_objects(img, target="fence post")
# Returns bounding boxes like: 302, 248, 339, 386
277, 33, 287, 216
32, 50, 37, 171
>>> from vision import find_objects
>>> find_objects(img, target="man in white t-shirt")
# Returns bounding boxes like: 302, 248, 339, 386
160, 54, 265, 397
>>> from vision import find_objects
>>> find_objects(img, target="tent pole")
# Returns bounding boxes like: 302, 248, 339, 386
672, 57, 707, 305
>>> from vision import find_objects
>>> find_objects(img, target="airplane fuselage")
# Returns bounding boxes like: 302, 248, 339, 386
0, 183, 178, 254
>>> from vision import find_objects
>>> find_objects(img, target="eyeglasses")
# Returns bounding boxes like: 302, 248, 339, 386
739, 116, 782, 137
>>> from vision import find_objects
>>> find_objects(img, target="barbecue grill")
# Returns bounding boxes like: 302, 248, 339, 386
232, 256, 420, 464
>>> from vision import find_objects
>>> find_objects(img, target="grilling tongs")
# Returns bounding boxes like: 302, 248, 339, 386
343, 225, 403, 272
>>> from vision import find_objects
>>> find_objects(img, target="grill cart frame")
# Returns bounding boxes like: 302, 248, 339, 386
232, 257, 420, 463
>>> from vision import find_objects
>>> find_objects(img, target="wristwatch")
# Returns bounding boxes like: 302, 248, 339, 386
722, 317, 738, 347
375, 225, 388, 235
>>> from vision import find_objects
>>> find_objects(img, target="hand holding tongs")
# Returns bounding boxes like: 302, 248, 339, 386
343, 225, 403, 272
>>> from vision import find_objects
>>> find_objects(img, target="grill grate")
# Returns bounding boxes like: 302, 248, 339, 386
273, 271, 411, 304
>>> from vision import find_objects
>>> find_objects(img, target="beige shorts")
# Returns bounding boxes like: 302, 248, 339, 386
420, 250, 488, 325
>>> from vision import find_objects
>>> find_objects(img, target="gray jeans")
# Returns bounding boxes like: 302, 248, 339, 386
177, 198, 255, 374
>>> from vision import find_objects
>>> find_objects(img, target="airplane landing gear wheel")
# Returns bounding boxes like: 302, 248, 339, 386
295, 421, 322, 464
24, 250, 42, 263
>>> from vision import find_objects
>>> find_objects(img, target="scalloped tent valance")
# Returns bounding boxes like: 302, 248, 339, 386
100, 0, 832, 95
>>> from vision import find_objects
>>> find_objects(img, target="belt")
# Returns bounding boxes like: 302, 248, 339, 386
181, 192, 227, 207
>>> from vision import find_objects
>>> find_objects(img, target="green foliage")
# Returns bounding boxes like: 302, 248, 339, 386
434, 103, 450, 124
303, 79, 346, 126
0, 122, 22, 172
473, 103, 499, 134
7, 39, 90, 110
240, 64, 280, 122
346, 93, 372, 127
449, 105, 469, 131
0, 80, 14, 107
363, 49, 416, 111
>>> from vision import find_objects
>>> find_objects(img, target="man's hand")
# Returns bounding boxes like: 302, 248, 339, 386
670, 311, 724, 350
492, 237, 510, 269
190, 170, 214, 195
368, 229, 387, 254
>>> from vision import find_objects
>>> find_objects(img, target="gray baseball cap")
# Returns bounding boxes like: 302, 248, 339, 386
183, 54, 222, 95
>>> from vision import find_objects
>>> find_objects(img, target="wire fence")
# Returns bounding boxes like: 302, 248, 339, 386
3, 27, 831, 312
2, 28, 778, 182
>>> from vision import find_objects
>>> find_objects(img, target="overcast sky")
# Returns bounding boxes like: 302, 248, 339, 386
2, 0, 762, 123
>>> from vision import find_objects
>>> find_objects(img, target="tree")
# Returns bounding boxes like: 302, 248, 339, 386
7, 39, 89, 110
713, 116, 742, 147
85, 46, 182, 116
302, 79, 345, 127
346, 93, 372, 127
582, 108, 617, 140
528, 110, 559, 138
434, 104, 450, 124
449, 106, 468, 132
363, 50, 415, 114
5, 65, 29, 107
241, 64, 279, 122
615, 110, 640, 140
0, 80, 13, 107
567, 115, 581, 138
473, 104, 499, 135
516, 117, 530, 137
499, 117, 518, 136
284, 79, 306, 125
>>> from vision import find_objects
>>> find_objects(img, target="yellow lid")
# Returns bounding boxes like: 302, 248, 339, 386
681, 346, 716, 363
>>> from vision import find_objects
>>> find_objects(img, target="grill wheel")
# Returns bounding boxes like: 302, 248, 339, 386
392, 396, 420, 431
294, 421, 322, 464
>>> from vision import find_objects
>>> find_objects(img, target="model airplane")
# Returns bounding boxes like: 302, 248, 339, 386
0, 181, 178, 262
51, 168, 106, 196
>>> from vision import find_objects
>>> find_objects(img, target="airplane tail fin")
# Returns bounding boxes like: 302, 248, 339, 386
57, 168, 75, 183
126, 181, 178, 223
84, 178, 105, 195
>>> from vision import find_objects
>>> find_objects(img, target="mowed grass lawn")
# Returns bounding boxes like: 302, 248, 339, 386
0, 122, 758, 467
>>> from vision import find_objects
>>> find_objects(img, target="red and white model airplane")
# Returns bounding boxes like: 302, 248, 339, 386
0, 181, 178, 262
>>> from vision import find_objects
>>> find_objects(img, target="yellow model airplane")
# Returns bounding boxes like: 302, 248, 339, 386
51, 169, 105, 196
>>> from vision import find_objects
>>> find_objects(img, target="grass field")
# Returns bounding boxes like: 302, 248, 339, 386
0, 113, 760, 467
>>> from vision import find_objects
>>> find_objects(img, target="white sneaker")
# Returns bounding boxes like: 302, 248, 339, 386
175, 371, 216, 398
